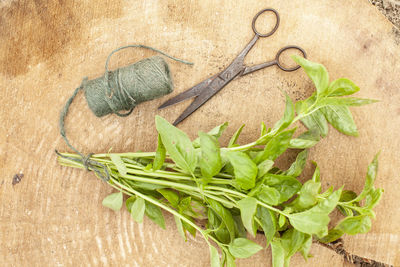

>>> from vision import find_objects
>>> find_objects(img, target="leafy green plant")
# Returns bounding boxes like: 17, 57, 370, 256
57, 56, 382, 267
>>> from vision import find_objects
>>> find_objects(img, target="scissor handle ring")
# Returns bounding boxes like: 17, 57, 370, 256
275, 45, 307, 72
252, 8, 280, 38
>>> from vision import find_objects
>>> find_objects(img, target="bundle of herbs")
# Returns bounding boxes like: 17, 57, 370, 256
57, 56, 383, 267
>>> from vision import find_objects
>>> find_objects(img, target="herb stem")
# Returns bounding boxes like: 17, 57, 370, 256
110, 177, 207, 237
223, 142, 258, 152
205, 190, 239, 203
205, 186, 288, 216
257, 201, 288, 216
60, 154, 289, 217
121, 174, 197, 191
94, 152, 157, 158
116, 173, 236, 208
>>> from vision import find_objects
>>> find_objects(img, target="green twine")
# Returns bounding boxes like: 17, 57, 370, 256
58, 45, 193, 180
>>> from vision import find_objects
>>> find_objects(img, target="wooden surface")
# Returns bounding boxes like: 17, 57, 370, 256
1, 0, 400, 266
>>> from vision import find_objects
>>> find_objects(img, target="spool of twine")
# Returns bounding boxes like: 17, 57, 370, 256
58, 45, 192, 180
84, 55, 173, 117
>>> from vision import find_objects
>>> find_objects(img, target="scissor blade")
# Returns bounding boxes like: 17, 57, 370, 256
158, 75, 216, 110
173, 78, 228, 126
173, 65, 244, 125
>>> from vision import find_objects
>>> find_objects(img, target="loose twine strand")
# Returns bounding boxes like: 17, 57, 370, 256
58, 45, 193, 180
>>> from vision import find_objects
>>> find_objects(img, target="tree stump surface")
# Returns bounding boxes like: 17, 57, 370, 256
1, 0, 399, 266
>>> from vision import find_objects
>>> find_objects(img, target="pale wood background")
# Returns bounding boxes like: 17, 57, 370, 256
1, 0, 399, 266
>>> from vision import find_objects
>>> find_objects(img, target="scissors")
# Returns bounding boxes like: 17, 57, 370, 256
159, 8, 307, 126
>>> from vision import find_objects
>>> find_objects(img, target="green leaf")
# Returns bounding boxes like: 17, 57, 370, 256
290, 212, 329, 237
130, 181, 166, 191
298, 129, 321, 141
318, 97, 378, 107
319, 229, 344, 243
272, 93, 295, 133
319, 186, 334, 198
264, 174, 302, 204
281, 228, 307, 259
199, 132, 222, 179
278, 214, 286, 229
125, 196, 136, 211
257, 159, 274, 179
311, 162, 321, 183
289, 138, 318, 149
209, 246, 220, 267
153, 134, 166, 171
216, 226, 231, 244
174, 215, 186, 241
215, 223, 231, 244
254, 129, 296, 164
295, 99, 309, 114
157, 189, 179, 207
181, 199, 205, 220
271, 238, 285, 267
207, 208, 222, 231
289, 188, 342, 237
179, 197, 200, 220
208, 210, 231, 244
226, 151, 258, 190
284, 150, 308, 177
145, 201, 165, 229
225, 250, 236, 267
300, 235, 312, 261
257, 206, 277, 246
257, 185, 280, 206
221, 161, 235, 177
340, 190, 358, 202
155, 116, 196, 174
247, 180, 264, 198
233, 215, 247, 238
207, 121, 229, 138
110, 154, 127, 176
292, 55, 329, 96
228, 238, 263, 259
352, 153, 379, 202
130, 197, 145, 223
316, 187, 343, 211
208, 198, 236, 242
289, 130, 320, 149
327, 78, 360, 96
336, 215, 372, 235
193, 122, 228, 148
337, 205, 355, 217
321, 105, 358, 136
182, 219, 197, 238
178, 196, 192, 213
237, 197, 258, 237
365, 188, 383, 210
228, 124, 245, 147
260, 122, 268, 136
292, 180, 321, 210
102, 192, 123, 211
300, 109, 329, 137
144, 163, 152, 171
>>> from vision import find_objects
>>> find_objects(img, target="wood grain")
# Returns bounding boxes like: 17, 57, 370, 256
1, 0, 399, 266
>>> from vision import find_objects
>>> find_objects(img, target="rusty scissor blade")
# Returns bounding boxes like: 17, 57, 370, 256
158, 74, 217, 109
172, 84, 219, 126
173, 68, 243, 126
158, 62, 259, 111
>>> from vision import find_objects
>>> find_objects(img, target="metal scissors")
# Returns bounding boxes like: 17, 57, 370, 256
159, 8, 307, 125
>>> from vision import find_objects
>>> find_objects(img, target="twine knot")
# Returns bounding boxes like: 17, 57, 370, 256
82, 153, 94, 171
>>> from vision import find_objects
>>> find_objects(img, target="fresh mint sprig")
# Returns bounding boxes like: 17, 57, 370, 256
57, 56, 382, 267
